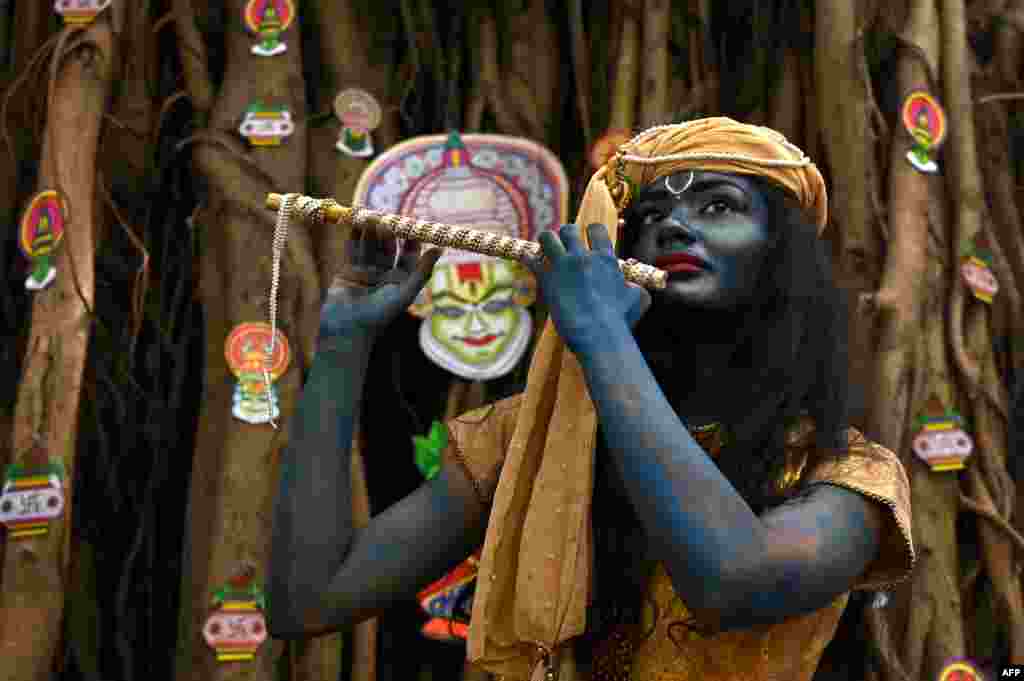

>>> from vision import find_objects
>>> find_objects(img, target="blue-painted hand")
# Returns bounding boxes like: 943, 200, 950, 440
527, 223, 651, 354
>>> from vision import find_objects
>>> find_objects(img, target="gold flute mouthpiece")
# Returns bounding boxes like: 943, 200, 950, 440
265, 193, 668, 290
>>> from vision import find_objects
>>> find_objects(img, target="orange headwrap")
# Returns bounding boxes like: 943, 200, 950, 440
467, 118, 829, 680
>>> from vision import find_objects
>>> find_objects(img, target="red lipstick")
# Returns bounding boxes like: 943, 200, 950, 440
654, 252, 708, 273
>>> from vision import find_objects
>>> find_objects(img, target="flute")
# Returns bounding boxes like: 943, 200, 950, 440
265, 193, 668, 290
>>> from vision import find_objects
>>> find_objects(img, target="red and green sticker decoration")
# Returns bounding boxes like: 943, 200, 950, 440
203, 566, 268, 663
936, 657, 984, 681
244, 0, 295, 57
225, 322, 290, 425
54, 0, 111, 25
901, 90, 947, 174
335, 89, 382, 158
960, 233, 999, 304
19, 190, 65, 291
0, 442, 65, 540
413, 421, 477, 642
912, 395, 974, 472
239, 102, 295, 147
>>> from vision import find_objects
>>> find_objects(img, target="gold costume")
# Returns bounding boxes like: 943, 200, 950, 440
443, 395, 914, 681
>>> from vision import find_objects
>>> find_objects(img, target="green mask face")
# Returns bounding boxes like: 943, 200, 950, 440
413, 258, 535, 380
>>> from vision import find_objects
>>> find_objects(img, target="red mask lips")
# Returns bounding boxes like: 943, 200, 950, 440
457, 334, 501, 347
654, 252, 709, 273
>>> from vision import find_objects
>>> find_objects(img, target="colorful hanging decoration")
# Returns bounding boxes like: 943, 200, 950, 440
54, 0, 111, 25
912, 395, 974, 472
417, 551, 481, 643
901, 90, 947, 174
19, 190, 66, 291
224, 322, 290, 425
413, 421, 448, 481
353, 131, 568, 380
203, 567, 268, 663
0, 443, 65, 540
936, 658, 983, 681
960, 233, 999, 304
238, 103, 295, 147
334, 89, 382, 158
589, 128, 632, 170
244, 0, 295, 57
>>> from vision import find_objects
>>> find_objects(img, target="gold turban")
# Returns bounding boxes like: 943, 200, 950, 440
466, 117, 829, 680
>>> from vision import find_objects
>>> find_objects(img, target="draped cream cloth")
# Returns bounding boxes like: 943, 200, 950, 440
466, 117, 830, 680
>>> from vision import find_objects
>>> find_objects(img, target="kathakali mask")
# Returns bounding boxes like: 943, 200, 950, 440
353, 131, 568, 380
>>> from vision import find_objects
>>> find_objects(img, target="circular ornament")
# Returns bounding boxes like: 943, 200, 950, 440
238, 105, 295, 146
901, 91, 947, 149
334, 89, 382, 131
589, 128, 631, 170
936, 657, 983, 681
224, 322, 290, 379
911, 424, 973, 472
961, 256, 998, 303
243, 0, 295, 35
19, 191, 65, 259
54, 0, 111, 25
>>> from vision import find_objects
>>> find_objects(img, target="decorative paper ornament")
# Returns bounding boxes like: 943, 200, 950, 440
413, 421, 447, 481
589, 128, 631, 170
244, 0, 295, 57
911, 395, 974, 472
224, 322, 290, 425
19, 190, 66, 291
334, 89, 382, 158
416, 551, 480, 643
0, 443, 65, 540
239, 103, 295, 146
936, 658, 983, 681
960, 233, 999, 303
203, 567, 268, 663
352, 131, 568, 380
901, 90, 947, 174
54, 0, 111, 25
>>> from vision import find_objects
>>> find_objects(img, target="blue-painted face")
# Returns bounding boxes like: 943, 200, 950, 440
623, 170, 774, 310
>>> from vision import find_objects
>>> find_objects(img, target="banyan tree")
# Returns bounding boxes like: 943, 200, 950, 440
0, 1, 1022, 680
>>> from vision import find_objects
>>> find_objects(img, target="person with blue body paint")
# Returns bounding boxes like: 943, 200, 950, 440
267, 118, 915, 681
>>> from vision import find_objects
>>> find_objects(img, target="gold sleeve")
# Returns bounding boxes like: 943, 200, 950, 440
442, 394, 523, 507
804, 429, 916, 591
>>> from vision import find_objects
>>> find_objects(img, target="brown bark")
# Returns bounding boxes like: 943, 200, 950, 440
0, 16, 114, 681
639, 0, 671, 127
941, 0, 996, 411
768, 50, 802, 147
857, 2, 969, 679
568, 0, 592, 146
171, 0, 214, 118
608, 2, 641, 132
815, 0, 871, 263
466, 0, 559, 143
942, 0, 1023, 669
173, 1, 316, 678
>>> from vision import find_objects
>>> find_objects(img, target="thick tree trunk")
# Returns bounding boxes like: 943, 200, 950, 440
0, 17, 114, 681
608, 2, 640, 132
815, 0, 871, 263
639, 0, 671, 127
941, 0, 1024, 663
173, 1, 316, 679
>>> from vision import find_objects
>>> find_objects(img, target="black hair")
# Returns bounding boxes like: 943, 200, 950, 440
575, 175, 852, 662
